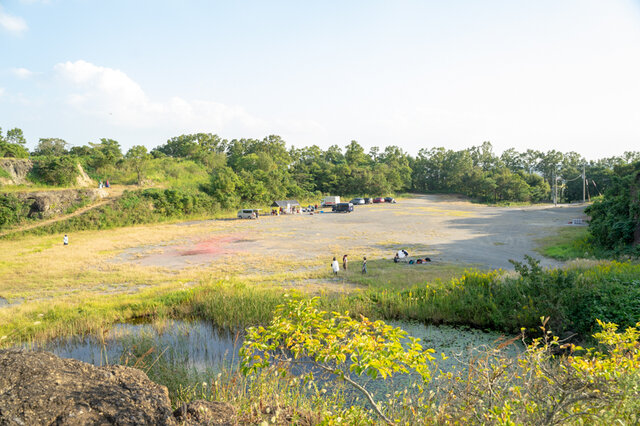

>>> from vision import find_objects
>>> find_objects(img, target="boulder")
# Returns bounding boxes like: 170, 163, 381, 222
0, 349, 176, 425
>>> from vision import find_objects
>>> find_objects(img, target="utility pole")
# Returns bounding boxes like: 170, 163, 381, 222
582, 164, 586, 204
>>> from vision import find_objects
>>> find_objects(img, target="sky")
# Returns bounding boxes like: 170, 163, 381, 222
1, 0, 639, 159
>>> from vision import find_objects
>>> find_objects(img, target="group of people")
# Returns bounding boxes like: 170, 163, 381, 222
331, 254, 367, 275
98, 179, 110, 189
394, 249, 431, 264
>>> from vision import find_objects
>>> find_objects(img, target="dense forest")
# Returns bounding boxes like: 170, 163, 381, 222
2, 126, 638, 204
2, 125, 639, 252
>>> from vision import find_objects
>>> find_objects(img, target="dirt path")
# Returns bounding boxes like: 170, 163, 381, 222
0, 186, 128, 238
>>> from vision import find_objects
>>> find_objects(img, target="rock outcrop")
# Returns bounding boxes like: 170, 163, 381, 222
75, 163, 94, 187
12, 189, 108, 219
0, 158, 33, 185
0, 349, 238, 425
0, 349, 176, 425
0, 158, 94, 187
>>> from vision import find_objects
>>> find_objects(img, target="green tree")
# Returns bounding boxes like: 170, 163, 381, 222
34, 138, 68, 157
0, 127, 29, 158
87, 138, 123, 170
344, 140, 369, 167
586, 161, 640, 251
207, 166, 241, 208
125, 145, 150, 185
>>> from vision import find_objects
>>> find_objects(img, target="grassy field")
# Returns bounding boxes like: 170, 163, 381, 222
535, 226, 592, 260
0, 218, 468, 346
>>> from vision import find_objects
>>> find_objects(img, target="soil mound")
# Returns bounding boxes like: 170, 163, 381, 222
0, 349, 236, 425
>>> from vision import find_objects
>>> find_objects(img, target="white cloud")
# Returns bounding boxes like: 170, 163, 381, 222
11, 67, 36, 79
0, 87, 5, 97
0, 6, 28, 35
53, 60, 269, 132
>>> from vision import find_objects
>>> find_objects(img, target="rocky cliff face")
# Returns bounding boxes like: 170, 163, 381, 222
0, 349, 237, 425
12, 188, 109, 219
0, 158, 94, 187
0, 159, 33, 185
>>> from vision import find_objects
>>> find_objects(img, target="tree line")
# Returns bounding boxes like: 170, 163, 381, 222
1, 126, 639, 206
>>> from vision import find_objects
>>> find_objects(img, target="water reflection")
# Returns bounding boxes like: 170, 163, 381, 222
30, 319, 522, 375
27, 320, 243, 373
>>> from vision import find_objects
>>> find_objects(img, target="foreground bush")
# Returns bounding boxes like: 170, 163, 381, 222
238, 298, 640, 424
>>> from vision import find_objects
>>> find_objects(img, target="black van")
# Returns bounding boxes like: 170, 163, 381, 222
332, 202, 354, 213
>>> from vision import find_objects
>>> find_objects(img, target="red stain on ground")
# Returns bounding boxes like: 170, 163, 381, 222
179, 235, 240, 256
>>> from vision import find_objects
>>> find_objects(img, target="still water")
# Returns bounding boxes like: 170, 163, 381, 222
28, 319, 522, 374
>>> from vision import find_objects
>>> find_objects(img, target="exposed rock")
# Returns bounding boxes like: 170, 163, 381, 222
0, 159, 94, 188
75, 163, 95, 188
0, 158, 33, 185
173, 400, 237, 425
0, 349, 176, 425
0, 350, 240, 425
11, 188, 108, 219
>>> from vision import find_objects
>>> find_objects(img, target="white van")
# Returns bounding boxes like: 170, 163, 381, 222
237, 209, 257, 219
321, 196, 340, 208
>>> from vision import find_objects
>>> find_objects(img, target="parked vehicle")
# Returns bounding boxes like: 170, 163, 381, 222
350, 198, 365, 205
238, 209, 258, 219
373, 197, 385, 203
384, 197, 397, 203
363, 197, 373, 204
321, 196, 340, 208
333, 202, 354, 213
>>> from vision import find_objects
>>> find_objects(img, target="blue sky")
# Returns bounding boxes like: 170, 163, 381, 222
1, 0, 639, 159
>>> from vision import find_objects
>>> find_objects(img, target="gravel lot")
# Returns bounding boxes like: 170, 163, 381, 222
251, 194, 587, 270
124, 194, 588, 271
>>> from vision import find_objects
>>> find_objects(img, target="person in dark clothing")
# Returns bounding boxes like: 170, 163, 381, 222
362, 256, 367, 274
342, 254, 348, 270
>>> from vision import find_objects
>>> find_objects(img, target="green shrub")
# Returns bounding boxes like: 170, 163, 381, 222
349, 257, 640, 341
30, 156, 81, 186
9, 188, 218, 237
0, 194, 30, 229
586, 161, 640, 253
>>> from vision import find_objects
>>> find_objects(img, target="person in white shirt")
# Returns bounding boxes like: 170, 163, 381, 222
331, 257, 339, 275
63, 234, 69, 245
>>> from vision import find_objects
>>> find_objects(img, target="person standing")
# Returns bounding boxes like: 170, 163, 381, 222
362, 256, 367, 274
63, 234, 69, 246
331, 257, 339, 276
342, 254, 348, 270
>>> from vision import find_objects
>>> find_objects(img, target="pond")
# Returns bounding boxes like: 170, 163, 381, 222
26, 319, 523, 376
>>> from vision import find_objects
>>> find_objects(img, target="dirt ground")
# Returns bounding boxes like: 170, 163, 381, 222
0, 194, 590, 309
114, 194, 587, 271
